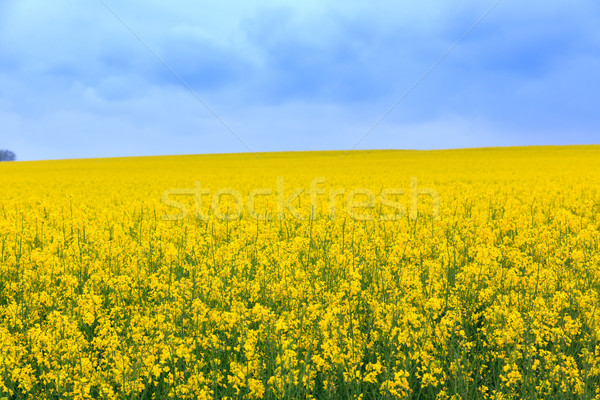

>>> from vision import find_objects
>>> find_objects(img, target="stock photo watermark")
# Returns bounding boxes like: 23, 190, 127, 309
162, 177, 439, 222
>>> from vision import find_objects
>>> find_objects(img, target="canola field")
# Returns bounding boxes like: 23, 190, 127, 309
1, 146, 600, 400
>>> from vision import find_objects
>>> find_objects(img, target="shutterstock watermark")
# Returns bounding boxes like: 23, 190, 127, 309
162, 177, 439, 222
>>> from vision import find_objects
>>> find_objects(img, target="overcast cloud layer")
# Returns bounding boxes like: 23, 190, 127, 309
1, 0, 599, 160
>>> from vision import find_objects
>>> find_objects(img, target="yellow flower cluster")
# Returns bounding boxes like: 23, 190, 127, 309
1, 146, 599, 399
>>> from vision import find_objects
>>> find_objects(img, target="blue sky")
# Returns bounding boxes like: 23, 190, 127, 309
1, 0, 599, 161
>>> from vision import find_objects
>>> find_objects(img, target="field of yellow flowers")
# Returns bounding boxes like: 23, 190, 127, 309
1, 146, 600, 399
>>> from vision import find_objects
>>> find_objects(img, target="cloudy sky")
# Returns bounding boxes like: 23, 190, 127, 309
1, 0, 599, 161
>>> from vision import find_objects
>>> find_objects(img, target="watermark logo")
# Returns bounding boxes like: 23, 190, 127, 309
162, 177, 439, 222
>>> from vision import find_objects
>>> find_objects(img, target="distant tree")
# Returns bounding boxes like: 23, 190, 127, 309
0, 149, 16, 161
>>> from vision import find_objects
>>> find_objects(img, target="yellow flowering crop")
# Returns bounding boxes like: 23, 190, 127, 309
1, 146, 599, 399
